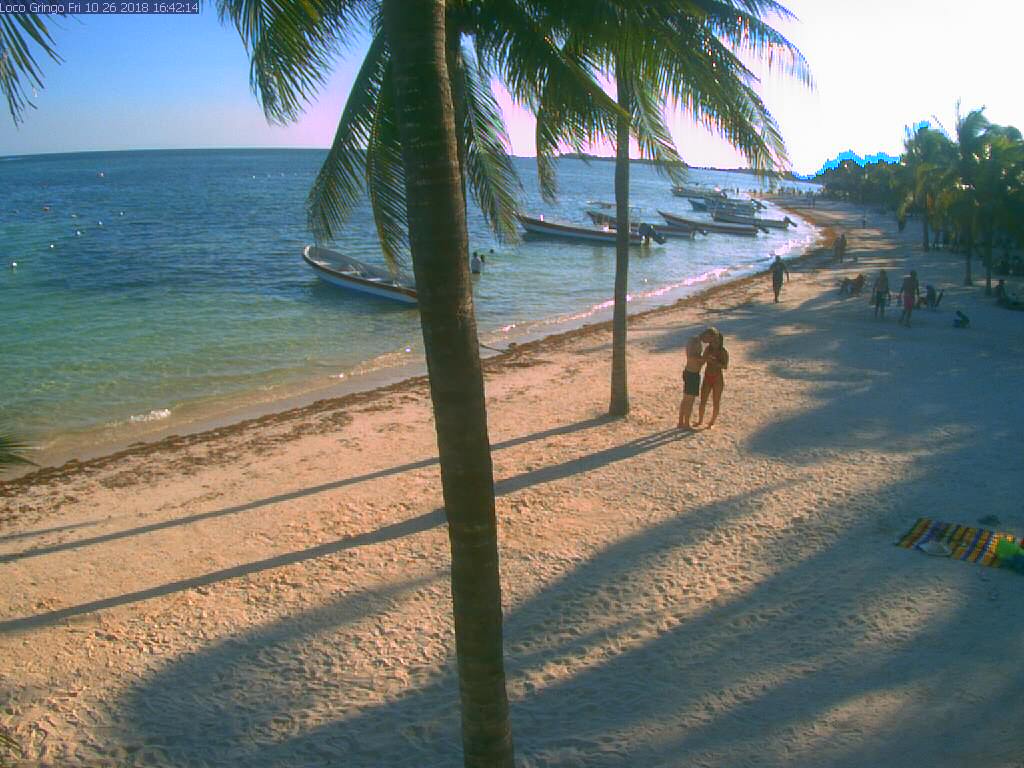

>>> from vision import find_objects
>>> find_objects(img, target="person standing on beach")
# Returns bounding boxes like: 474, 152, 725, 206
872, 269, 890, 319
833, 233, 843, 263
899, 270, 920, 327
770, 255, 790, 303
678, 328, 717, 429
695, 330, 729, 428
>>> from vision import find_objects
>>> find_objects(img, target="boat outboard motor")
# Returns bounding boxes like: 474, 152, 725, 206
784, 216, 795, 227
638, 223, 667, 244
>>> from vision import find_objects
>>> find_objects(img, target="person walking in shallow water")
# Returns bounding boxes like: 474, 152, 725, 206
770, 255, 790, 303
677, 327, 717, 429
695, 330, 729, 428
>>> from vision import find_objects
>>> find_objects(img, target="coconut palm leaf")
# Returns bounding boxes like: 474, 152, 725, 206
216, 0, 371, 124
457, 45, 521, 243
0, 432, 35, 470
0, 13, 62, 125
306, 30, 388, 245
363, 62, 410, 269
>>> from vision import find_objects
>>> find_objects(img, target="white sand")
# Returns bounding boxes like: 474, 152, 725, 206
2, 201, 1023, 767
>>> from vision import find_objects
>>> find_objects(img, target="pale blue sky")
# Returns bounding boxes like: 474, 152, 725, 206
1, 0, 1021, 175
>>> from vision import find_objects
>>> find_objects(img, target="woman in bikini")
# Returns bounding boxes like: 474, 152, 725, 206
695, 330, 729, 428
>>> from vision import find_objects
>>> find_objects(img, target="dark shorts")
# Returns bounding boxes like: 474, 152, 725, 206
683, 370, 701, 396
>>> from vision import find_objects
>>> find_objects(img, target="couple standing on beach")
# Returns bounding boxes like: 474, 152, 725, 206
677, 327, 729, 430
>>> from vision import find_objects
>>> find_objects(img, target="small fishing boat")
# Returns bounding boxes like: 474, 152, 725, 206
672, 185, 725, 199
586, 211, 695, 240
303, 245, 417, 305
658, 210, 759, 236
517, 214, 660, 245
712, 210, 795, 229
584, 207, 644, 226
687, 197, 710, 212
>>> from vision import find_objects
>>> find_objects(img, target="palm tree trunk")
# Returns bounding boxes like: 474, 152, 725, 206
921, 215, 929, 252
609, 57, 631, 417
984, 222, 994, 295
964, 227, 973, 286
380, 2, 514, 765
446, 27, 470, 210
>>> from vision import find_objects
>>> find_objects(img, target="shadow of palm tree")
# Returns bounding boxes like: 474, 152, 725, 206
0, 426, 689, 633
1, 416, 617, 565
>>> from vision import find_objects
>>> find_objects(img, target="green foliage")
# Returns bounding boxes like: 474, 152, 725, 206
0, 13, 63, 124
0, 431, 35, 471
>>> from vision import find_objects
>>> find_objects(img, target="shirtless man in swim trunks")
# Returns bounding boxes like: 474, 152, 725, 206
677, 327, 717, 429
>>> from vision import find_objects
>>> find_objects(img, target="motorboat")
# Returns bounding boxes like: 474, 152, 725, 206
658, 210, 760, 236
711, 210, 795, 229
517, 214, 663, 245
672, 185, 725, 199
302, 245, 417, 305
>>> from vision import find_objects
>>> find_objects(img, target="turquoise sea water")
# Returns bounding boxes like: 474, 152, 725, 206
0, 149, 819, 455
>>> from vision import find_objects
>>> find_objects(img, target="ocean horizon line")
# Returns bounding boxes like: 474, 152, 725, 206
0, 146, 824, 178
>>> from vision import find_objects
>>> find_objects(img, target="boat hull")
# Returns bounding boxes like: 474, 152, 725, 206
303, 246, 418, 305
517, 215, 648, 245
712, 211, 794, 229
658, 211, 758, 236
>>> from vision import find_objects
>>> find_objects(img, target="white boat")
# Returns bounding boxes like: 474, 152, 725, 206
672, 185, 725, 199
658, 210, 759, 236
517, 214, 657, 245
303, 245, 418, 305
712, 210, 795, 229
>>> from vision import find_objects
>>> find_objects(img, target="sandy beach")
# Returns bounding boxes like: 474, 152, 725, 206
2, 201, 1023, 767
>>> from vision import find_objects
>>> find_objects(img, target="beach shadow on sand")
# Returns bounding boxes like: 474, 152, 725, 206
0, 415, 623, 566
0, 427, 694, 634
101, 455, 1022, 767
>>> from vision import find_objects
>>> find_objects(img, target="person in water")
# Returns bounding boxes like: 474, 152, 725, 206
695, 330, 729, 428
677, 327, 717, 429
770, 255, 790, 303
470, 252, 482, 274
872, 269, 890, 319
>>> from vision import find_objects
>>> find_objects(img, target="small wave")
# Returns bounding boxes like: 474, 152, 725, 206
128, 408, 172, 423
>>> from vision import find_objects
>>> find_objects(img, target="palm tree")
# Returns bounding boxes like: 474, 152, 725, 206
0, 13, 61, 124
939, 107, 992, 286
378, 4, 513, 761
218, 0, 603, 762
586, 1, 811, 416
974, 126, 1024, 294
897, 124, 956, 252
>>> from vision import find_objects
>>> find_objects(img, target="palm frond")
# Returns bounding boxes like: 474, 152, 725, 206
0, 13, 62, 125
307, 30, 388, 243
216, 0, 370, 124
458, 43, 522, 243
363, 62, 410, 271
0, 432, 35, 470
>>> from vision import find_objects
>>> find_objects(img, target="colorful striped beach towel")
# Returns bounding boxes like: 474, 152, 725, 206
896, 518, 1024, 567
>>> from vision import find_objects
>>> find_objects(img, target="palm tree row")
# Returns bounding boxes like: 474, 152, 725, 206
817, 107, 1024, 293
5, 4, 809, 764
